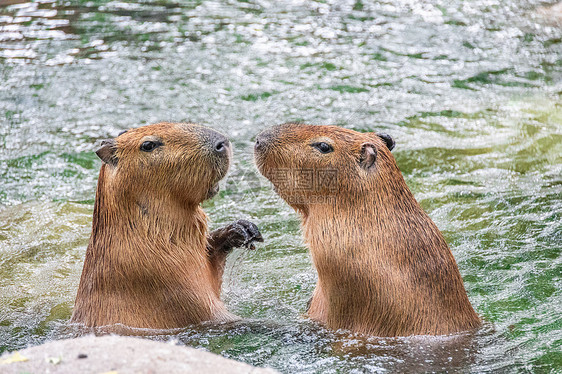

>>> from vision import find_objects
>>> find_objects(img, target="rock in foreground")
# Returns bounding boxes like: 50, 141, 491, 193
0, 335, 279, 374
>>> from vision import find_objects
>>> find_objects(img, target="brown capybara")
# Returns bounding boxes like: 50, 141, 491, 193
71, 122, 263, 329
254, 123, 481, 337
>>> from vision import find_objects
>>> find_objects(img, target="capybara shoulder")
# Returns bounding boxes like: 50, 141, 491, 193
254, 123, 481, 337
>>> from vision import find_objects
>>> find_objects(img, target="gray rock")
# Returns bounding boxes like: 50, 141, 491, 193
0, 335, 279, 374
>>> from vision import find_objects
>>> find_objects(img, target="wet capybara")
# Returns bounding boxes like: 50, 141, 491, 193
254, 123, 480, 336
72, 122, 263, 329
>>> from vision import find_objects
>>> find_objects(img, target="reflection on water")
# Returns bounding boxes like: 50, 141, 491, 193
0, 0, 561, 373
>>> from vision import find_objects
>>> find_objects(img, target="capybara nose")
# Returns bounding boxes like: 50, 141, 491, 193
214, 139, 228, 154
255, 129, 274, 152
198, 126, 230, 156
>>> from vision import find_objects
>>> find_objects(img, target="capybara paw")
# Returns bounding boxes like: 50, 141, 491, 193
225, 220, 264, 250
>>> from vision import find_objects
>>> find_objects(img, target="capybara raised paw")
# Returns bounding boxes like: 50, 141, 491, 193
209, 219, 264, 252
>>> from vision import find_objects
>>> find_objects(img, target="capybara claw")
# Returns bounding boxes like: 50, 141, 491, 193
230, 219, 263, 250
209, 220, 263, 253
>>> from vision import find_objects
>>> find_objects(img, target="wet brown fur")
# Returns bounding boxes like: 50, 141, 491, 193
254, 123, 481, 336
72, 122, 236, 329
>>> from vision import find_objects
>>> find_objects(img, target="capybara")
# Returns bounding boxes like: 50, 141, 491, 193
254, 123, 480, 336
72, 122, 263, 329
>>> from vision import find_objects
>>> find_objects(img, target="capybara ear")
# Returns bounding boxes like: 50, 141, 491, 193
96, 139, 118, 166
377, 133, 395, 151
359, 143, 377, 170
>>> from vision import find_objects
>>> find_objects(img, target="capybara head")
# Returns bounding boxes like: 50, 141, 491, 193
96, 122, 231, 205
254, 123, 396, 210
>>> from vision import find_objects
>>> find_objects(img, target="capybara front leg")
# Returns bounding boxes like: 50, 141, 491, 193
207, 220, 263, 293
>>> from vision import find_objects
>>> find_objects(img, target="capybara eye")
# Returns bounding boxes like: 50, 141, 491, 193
312, 142, 333, 154
140, 141, 160, 152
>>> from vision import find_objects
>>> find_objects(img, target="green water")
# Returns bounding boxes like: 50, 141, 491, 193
1, 0, 561, 372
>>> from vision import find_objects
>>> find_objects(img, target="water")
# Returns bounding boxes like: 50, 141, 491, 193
1, 0, 561, 372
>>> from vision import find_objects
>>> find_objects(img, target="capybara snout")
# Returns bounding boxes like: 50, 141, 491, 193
198, 125, 231, 156
254, 124, 285, 152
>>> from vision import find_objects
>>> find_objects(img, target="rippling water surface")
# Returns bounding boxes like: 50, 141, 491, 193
1, 0, 561, 372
